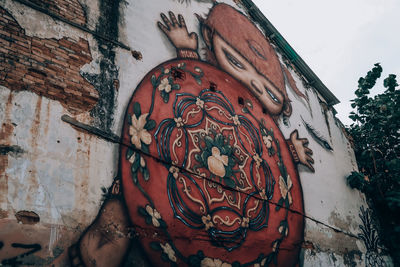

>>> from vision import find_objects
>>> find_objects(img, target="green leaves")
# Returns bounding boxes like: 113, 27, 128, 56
204, 136, 214, 149
145, 119, 156, 131
134, 102, 141, 117
194, 131, 239, 188
386, 191, 400, 209
143, 168, 150, 181
347, 63, 400, 265
384, 74, 398, 92
346, 171, 365, 192
150, 242, 161, 251
161, 90, 170, 103
275, 198, 284, 211
223, 177, 235, 189
131, 154, 140, 173
172, 84, 180, 90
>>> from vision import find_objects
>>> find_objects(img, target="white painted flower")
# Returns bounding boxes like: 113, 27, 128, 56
232, 115, 240, 126
128, 152, 136, 163
207, 147, 229, 177
145, 205, 161, 227
241, 217, 249, 228
202, 214, 214, 230
254, 258, 267, 267
174, 117, 184, 127
201, 257, 232, 267
272, 241, 278, 252
253, 153, 262, 167
140, 156, 146, 167
160, 243, 176, 262
279, 175, 293, 205
129, 113, 152, 149
194, 67, 202, 73
169, 166, 180, 179
278, 225, 289, 236
196, 97, 204, 109
164, 68, 170, 74
158, 77, 171, 93
259, 188, 268, 200
263, 135, 273, 149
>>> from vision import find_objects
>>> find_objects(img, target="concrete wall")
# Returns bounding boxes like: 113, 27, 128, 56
0, 0, 390, 266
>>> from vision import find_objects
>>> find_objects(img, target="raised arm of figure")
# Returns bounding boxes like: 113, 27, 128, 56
287, 130, 315, 172
157, 11, 199, 59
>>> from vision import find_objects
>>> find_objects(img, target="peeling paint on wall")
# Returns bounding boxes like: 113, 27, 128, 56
0, 0, 389, 266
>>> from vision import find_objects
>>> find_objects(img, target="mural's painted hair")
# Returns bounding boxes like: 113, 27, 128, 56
198, 3, 306, 117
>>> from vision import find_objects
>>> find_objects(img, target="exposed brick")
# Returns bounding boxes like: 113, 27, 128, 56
12, 43, 31, 53
69, 42, 84, 52
25, 74, 45, 85
14, 40, 30, 50
0, 38, 10, 46
0, 6, 98, 113
58, 38, 73, 48
0, 16, 9, 24
0, 29, 11, 37
29, 54, 46, 63
26, 0, 86, 26
12, 33, 29, 42
0, 47, 8, 54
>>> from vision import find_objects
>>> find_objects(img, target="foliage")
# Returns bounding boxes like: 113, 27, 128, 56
346, 63, 400, 264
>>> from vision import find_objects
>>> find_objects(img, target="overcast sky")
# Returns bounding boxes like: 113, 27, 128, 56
252, 0, 400, 125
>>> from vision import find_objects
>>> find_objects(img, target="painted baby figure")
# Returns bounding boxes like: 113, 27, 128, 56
69, 3, 314, 267
157, 3, 314, 171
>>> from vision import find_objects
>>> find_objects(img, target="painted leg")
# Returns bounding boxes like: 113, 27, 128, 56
69, 182, 131, 267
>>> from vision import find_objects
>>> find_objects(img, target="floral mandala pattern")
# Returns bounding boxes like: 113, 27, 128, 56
154, 88, 280, 252
123, 61, 298, 266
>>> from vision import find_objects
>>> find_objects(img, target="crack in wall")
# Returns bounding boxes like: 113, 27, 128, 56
61, 115, 363, 243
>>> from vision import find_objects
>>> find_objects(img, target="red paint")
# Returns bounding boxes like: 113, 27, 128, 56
121, 60, 303, 266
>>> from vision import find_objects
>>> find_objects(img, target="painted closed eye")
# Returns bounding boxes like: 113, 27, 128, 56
301, 117, 333, 151
248, 40, 267, 61
223, 49, 245, 70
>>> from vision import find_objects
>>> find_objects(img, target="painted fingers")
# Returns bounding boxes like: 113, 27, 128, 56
290, 130, 315, 172
157, 11, 198, 51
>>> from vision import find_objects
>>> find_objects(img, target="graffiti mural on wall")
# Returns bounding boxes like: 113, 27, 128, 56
0, 241, 42, 266
358, 206, 387, 267
70, 3, 314, 266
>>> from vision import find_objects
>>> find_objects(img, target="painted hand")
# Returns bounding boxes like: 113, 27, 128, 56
290, 130, 315, 172
158, 12, 198, 51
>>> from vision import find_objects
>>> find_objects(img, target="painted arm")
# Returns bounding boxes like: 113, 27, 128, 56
69, 180, 131, 267
157, 12, 199, 59
287, 130, 315, 172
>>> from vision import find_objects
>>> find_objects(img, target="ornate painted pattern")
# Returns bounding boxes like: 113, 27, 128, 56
121, 60, 303, 266
155, 88, 277, 251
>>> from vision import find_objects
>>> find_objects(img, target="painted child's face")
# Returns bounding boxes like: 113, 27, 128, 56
212, 33, 285, 115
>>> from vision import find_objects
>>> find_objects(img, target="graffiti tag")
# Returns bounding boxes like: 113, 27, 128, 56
0, 242, 42, 266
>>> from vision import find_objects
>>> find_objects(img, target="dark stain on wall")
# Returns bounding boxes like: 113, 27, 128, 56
0, 144, 24, 156
343, 250, 362, 267
0, 209, 8, 219
82, 0, 121, 131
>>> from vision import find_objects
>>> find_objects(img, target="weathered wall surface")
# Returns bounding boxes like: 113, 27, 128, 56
0, 0, 390, 266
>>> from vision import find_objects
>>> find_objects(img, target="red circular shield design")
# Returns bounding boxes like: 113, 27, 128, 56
120, 59, 304, 266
